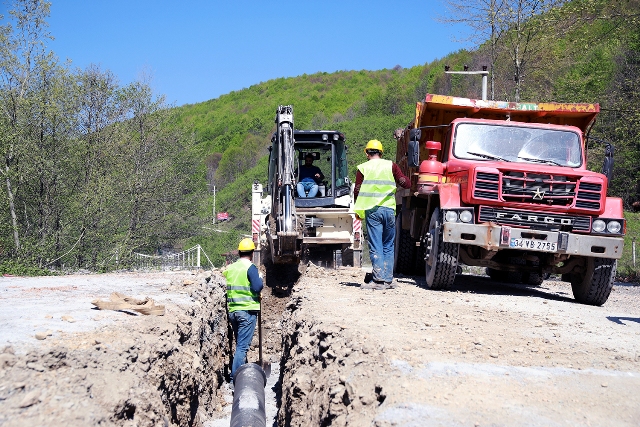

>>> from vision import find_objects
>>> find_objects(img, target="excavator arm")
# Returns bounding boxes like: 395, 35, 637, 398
268, 105, 301, 263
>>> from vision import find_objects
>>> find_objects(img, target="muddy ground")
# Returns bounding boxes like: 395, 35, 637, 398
1, 267, 639, 426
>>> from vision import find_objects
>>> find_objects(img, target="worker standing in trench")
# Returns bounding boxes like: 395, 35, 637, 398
223, 238, 263, 384
354, 139, 410, 290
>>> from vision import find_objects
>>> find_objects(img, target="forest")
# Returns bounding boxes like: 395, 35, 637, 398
0, 0, 638, 276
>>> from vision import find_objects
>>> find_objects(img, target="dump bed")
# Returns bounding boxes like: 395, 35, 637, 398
413, 94, 599, 133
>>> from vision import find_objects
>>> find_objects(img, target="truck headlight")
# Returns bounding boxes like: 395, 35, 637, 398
444, 211, 458, 222
459, 210, 473, 223
606, 221, 622, 233
592, 219, 606, 233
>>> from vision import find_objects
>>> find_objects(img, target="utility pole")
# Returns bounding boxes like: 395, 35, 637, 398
445, 65, 490, 101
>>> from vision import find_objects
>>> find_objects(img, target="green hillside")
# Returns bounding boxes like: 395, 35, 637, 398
181, 0, 640, 273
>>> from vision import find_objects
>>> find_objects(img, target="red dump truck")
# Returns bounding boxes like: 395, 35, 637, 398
394, 94, 624, 305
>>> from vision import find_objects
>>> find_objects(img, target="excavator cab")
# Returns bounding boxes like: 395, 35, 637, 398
293, 131, 351, 208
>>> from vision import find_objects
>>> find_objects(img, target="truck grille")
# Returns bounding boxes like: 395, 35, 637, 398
473, 171, 602, 210
502, 171, 576, 206
478, 206, 591, 232
576, 182, 603, 209
474, 172, 500, 200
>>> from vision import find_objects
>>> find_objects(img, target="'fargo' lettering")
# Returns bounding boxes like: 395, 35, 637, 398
496, 212, 572, 225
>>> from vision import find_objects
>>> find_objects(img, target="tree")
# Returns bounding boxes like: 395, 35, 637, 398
438, 0, 567, 101
502, 0, 567, 101
0, 0, 53, 253
116, 77, 204, 258
438, 0, 509, 99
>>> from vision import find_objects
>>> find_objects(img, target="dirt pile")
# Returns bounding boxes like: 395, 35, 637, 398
277, 266, 640, 427
0, 271, 231, 427
278, 265, 388, 426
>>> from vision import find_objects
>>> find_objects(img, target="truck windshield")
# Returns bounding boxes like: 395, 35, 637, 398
453, 123, 582, 167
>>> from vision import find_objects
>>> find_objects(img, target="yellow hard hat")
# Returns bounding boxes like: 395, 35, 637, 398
364, 139, 384, 154
238, 238, 256, 251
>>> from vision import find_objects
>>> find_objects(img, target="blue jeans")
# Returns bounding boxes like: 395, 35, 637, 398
365, 206, 395, 283
228, 310, 258, 381
297, 181, 318, 198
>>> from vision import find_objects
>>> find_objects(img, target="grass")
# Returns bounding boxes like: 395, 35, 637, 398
618, 211, 640, 282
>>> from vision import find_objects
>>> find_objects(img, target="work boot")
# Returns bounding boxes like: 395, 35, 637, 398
361, 282, 387, 290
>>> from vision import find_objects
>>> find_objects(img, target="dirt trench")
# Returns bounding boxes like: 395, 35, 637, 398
0, 272, 233, 427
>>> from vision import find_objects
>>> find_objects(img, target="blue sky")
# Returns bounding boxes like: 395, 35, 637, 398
3, 1, 470, 107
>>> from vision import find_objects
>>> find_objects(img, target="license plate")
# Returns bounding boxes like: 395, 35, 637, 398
509, 238, 557, 252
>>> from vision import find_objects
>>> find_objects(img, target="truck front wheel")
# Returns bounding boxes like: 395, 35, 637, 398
571, 257, 617, 306
424, 208, 459, 289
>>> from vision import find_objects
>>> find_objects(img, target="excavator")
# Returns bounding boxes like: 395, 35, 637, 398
251, 105, 361, 268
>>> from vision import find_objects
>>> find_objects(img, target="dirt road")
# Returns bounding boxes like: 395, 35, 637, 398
1, 267, 639, 426
279, 265, 640, 426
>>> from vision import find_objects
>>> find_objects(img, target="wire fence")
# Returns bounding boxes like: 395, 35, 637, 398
133, 245, 214, 271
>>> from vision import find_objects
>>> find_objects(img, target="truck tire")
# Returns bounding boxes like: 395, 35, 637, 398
486, 267, 507, 282
394, 214, 416, 275
521, 272, 544, 287
571, 257, 617, 306
424, 208, 459, 289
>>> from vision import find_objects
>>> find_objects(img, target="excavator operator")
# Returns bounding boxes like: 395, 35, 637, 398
296, 153, 325, 198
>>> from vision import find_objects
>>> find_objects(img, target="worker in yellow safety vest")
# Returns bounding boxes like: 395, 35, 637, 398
223, 238, 263, 381
354, 139, 410, 289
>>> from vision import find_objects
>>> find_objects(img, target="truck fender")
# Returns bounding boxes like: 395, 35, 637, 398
600, 197, 624, 219
437, 183, 462, 209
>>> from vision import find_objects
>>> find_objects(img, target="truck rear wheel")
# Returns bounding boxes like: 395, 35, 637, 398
571, 257, 617, 306
424, 208, 459, 289
394, 214, 416, 275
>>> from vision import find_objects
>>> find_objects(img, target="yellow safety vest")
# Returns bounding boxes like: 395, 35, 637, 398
223, 258, 260, 313
354, 158, 397, 219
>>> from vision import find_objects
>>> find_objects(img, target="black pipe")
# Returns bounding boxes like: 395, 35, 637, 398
230, 363, 267, 427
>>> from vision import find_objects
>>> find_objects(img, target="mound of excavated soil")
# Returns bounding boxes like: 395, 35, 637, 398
0, 271, 232, 427
278, 267, 640, 426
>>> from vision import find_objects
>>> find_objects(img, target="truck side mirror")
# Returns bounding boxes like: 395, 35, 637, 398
408, 129, 422, 168
601, 142, 614, 181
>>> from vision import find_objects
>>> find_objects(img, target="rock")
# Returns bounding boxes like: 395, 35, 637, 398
490, 353, 499, 358
61, 315, 76, 323
330, 385, 345, 397
360, 393, 376, 405
26, 362, 46, 372
0, 353, 17, 369
35, 331, 48, 340
17, 390, 41, 408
